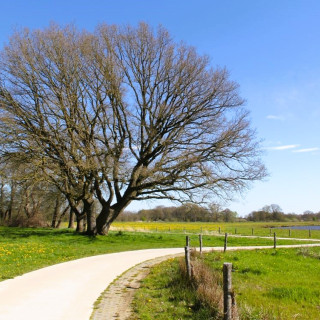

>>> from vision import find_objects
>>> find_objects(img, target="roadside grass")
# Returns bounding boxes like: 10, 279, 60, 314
129, 258, 211, 320
131, 247, 320, 320
113, 221, 320, 239
0, 226, 315, 281
207, 248, 320, 319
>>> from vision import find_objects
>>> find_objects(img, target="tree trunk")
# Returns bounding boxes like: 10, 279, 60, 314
24, 189, 32, 219
83, 214, 87, 233
7, 181, 16, 220
76, 215, 85, 233
56, 205, 70, 228
0, 183, 4, 220
51, 194, 61, 228
104, 221, 112, 235
83, 198, 96, 236
68, 208, 75, 229
96, 206, 124, 235
68, 199, 85, 232
96, 206, 112, 235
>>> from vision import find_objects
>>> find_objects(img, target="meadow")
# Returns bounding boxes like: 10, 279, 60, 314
0, 224, 315, 281
1, 223, 320, 319
113, 221, 320, 239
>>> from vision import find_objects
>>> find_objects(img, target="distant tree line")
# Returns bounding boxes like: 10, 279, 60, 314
246, 204, 320, 222
118, 204, 238, 222
1, 186, 319, 226
117, 203, 320, 223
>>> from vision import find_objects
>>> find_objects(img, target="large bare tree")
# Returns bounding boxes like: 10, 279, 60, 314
0, 23, 266, 235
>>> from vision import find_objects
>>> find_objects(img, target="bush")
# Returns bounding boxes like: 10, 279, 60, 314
3, 214, 48, 228
179, 251, 224, 319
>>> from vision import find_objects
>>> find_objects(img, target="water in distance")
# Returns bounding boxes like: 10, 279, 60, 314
275, 225, 320, 230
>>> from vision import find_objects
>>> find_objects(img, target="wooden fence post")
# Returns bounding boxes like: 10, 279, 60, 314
199, 234, 203, 254
219, 227, 221, 234
184, 246, 191, 278
289, 229, 291, 237
223, 263, 233, 320
251, 228, 254, 236
269, 228, 271, 236
235, 228, 237, 235
224, 233, 228, 252
274, 232, 277, 249
186, 235, 190, 247
309, 229, 311, 238
185, 236, 191, 278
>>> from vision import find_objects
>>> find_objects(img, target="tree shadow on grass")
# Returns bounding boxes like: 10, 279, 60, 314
0, 226, 75, 239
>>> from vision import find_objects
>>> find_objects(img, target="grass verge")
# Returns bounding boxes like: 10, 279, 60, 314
129, 257, 211, 320
130, 247, 320, 320
0, 226, 314, 282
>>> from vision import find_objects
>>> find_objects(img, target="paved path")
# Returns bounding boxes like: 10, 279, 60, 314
1, 244, 320, 320
0, 248, 184, 320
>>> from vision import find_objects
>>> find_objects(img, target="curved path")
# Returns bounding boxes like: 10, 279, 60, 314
1, 244, 320, 320
0, 248, 184, 320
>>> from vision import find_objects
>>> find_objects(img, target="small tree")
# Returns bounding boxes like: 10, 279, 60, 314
208, 203, 223, 221
220, 208, 237, 222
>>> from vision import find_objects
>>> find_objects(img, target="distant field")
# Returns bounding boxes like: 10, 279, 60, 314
113, 221, 320, 239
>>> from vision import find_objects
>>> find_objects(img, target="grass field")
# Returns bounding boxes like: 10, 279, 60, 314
113, 221, 320, 239
131, 247, 320, 320
0, 226, 313, 281
1, 224, 320, 319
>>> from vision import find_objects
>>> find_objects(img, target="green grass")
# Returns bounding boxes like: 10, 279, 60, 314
207, 248, 320, 319
131, 247, 320, 319
129, 258, 209, 320
0, 226, 315, 282
113, 221, 320, 239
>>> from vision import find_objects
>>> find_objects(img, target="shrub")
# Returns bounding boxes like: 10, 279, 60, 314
179, 251, 224, 319
3, 214, 48, 228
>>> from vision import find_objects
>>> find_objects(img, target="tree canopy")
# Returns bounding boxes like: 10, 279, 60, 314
0, 23, 266, 234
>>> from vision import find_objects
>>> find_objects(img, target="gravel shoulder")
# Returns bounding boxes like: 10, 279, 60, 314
90, 254, 183, 320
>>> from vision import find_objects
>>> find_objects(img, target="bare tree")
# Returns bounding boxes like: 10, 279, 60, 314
262, 204, 283, 213
0, 25, 103, 233
91, 23, 266, 233
0, 23, 266, 235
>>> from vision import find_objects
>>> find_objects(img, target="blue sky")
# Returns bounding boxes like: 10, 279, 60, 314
1, 0, 319, 215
